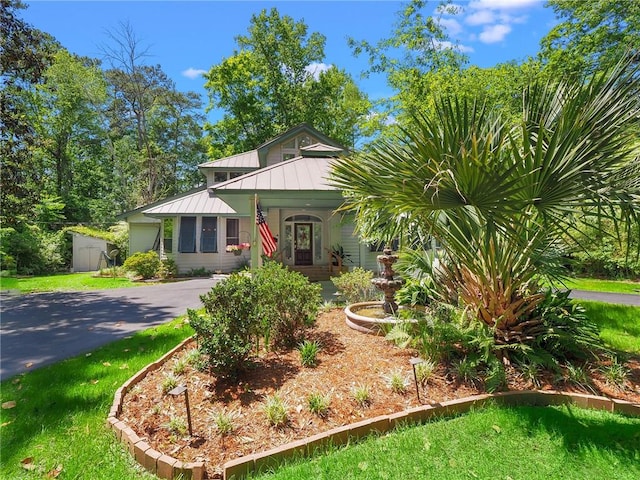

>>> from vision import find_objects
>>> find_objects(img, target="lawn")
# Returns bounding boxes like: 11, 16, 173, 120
563, 277, 640, 295
0, 317, 193, 480
250, 404, 640, 480
1, 300, 638, 479
581, 301, 640, 353
0, 272, 148, 293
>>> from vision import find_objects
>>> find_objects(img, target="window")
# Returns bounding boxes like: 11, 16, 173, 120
163, 218, 173, 253
226, 218, 239, 246
178, 217, 196, 253
214, 172, 228, 182
229, 171, 243, 179
283, 153, 296, 161
201, 217, 218, 252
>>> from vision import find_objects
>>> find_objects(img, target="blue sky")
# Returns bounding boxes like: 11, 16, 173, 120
22, 1, 556, 118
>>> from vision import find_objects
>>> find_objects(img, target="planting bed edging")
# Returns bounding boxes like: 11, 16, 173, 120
108, 343, 640, 480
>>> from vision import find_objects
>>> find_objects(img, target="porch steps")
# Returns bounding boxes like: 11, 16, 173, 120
287, 265, 347, 282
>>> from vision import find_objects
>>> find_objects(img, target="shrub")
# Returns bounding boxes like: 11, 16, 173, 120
298, 340, 320, 367
188, 273, 257, 377
253, 261, 321, 348
307, 392, 330, 417
123, 250, 161, 279
351, 383, 372, 408
211, 410, 235, 436
263, 394, 288, 427
331, 267, 378, 304
383, 369, 410, 394
157, 257, 178, 279
161, 374, 179, 394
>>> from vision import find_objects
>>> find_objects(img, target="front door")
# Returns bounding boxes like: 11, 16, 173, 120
295, 223, 312, 265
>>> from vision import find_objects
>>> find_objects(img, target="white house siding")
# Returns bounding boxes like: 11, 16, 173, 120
339, 222, 361, 270
167, 215, 253, 274
129, 223, 160, 255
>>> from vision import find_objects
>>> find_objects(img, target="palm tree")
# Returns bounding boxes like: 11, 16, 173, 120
331, 59, 640, 351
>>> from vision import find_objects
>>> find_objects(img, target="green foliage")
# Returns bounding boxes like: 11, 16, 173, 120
351, 383, 372, 408
331, 267, 377, 304
0, 222, 67, 275
383, 369, 410, 394
253, 261, 321, 348
122, 250, 161, 279
165, 416, 187, 436
307, 392, 331, 417
540, 0, 640, 77
212, 410, 235, 436
189, 264, 321, 375
600, 358, 630, 389
414, 359, 437, 384
157, 257, 178, 279
331, 58, 640, 361
204, 7, 371, 154
188, 273, 257, 377
298, 340, 320, 367
484, 360, 507, 393
533, 290, 606, 363
161, 373, 179, 394
263, 394, 288, 428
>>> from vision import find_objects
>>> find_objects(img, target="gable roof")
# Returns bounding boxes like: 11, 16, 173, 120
212, 153, 338, 192
198, 150, 259, 169
198, 123, 346, 171
142, 186, 236, 217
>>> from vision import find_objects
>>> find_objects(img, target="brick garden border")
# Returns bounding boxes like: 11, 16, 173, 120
107, 342, 640, 480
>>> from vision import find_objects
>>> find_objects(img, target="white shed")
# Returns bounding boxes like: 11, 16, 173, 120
70, 232, 112, 272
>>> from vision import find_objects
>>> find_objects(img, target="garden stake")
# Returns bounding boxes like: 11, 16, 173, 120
168, 385, 193, 436
410, 357, 426, 404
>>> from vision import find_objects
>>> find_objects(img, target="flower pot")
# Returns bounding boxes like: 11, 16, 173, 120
233, 250, 242, 256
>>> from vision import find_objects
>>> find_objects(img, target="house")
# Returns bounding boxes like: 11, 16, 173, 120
119, 124, 384, 279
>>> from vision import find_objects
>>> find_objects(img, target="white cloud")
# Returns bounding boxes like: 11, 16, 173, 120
479, 24, 512, 43
305, 62, 331, 80
182, 67, 207, 79
465, 9, 495, 25
469, 0, 539, 10
434, 40, 475, 53
439, 17, 463, 36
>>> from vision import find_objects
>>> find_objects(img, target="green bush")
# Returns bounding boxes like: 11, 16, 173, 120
122, 250, 161, 279
189, 263, 322, 375
331, 267, 378, 304
157, 258, 178, 279
188, 273, 257, 377
253, 261, 322, 348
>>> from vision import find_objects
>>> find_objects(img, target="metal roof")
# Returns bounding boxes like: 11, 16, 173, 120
143, 188, 236, 216
213, 155, 338, 192
198, 150, 259, 169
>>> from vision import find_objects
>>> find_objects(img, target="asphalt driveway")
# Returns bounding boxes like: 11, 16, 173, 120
0, 278, 220, 381
1, 279, 637, 382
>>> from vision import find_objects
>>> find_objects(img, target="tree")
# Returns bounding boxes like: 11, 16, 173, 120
540, 0, 640, 77
34, 49, 108, 222
102, 22, 206, 205
204, 8, 370, 154
1, 0, 59, 227
349, 0, 467, 124
331, 59, 640, 357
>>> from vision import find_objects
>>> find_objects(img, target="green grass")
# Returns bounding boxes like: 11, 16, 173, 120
563, 277, 640, 295
0, 317, 194, 480
250, 404, 640, 480
0, 272, 146, 293
1, 299, 637, 480
580, 301, 640, 353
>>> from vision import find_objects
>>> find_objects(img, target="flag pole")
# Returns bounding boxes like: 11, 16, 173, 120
251, 193, 259, 275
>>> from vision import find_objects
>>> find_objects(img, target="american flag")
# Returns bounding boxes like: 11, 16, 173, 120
256, 202, 277, 257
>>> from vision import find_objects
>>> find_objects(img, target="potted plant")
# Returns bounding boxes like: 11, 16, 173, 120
226, 242, 251, 256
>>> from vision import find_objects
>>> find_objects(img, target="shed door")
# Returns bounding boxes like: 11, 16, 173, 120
295, 223, 312, 265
